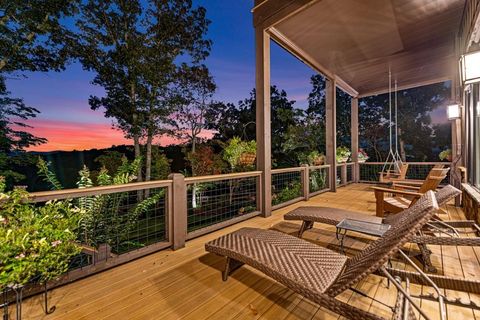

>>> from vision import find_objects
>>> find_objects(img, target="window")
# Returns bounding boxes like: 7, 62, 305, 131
466, 83, 480, 189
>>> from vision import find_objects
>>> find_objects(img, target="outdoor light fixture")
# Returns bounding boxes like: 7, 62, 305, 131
460, 50, 480, 84
447, 104, 461, 120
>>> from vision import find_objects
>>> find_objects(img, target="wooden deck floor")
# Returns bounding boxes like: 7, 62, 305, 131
16, 184, 480, 319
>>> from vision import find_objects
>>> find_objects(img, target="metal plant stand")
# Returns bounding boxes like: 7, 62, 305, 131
43, 283, 55, 315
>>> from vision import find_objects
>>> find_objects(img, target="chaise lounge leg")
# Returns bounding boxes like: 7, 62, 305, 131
416, 243, 437, 273
222, 257, 244, 281
298, 221, 314, 237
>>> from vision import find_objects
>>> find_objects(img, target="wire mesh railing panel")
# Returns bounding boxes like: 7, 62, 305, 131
186, 176, 257, 233
347, 164, 354, 183
34, 186, 169, 271
336, 165, 342, 186
359, 163, 384, 182
309, 166, 329, 194
76, 187, 168, 255
271, 170, 303, 206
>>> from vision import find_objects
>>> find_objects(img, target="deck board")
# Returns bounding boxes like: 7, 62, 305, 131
13, 184, 480, 320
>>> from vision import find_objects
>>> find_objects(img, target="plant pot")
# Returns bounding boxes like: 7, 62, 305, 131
446, 155, 452, 162
313, 157, 325, 166
239, 153, 256, 166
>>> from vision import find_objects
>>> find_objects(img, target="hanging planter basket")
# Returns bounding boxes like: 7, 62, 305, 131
313, 156, 325, 166
239, 153, 256, 166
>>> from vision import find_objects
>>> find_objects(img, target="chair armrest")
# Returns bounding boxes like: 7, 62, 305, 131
392, 184, 421, 191
371, 186, 423, 198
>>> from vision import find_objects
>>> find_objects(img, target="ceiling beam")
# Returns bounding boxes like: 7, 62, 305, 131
252, 0, 319, 29
357, 76, 453, 98
269, 27, 359, 97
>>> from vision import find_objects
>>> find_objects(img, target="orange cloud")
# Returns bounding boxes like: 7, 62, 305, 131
19, 120, 215, 152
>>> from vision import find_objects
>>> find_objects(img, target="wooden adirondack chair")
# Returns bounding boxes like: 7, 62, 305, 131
379, 163, 409, 183
389, 164, 446, 187
372, 168, 449, 217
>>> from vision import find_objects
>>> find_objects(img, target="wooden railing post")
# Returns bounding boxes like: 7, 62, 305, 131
301, 165, 310, 201
341, 164, 347, 185
169, 173, 187, 250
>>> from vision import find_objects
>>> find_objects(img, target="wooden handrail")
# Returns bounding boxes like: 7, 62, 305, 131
29, 180, 173, 203
271, 167, 305, 174
358, 162, 451, 166
184, 171, 262, 184
308, 164, 331, 170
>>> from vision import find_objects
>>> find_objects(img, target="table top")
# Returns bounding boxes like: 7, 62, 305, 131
336, 218, 390, 237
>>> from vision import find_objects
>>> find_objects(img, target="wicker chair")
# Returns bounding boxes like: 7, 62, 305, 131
206, 191, 440, 320
285, 185, 480, 272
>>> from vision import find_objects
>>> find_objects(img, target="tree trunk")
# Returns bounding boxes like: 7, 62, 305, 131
145, 130, 153, 182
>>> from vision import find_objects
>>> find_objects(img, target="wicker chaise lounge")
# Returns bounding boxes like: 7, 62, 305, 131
284, 185, 480, 272
285, 185, 460, 238
206, 191, 439, 320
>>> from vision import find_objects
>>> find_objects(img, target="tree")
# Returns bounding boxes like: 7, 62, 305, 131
0, 0, 78, 72
74, 0, 211, 182
0, 81, 46, 188
0, 0, 78, 189
174, 64, 216, 160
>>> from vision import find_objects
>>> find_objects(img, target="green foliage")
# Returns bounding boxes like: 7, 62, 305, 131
0, 176, 5, 193
305, 151, 325, 166
223, 137, 256, 170
439, 149, 452, 161
272, 181, 302, 206
94, 151, 125, 176
151, 148, 171, 180
310, 170, 327, 192
36, 157, 62, 190
0, 188, 82, 287
336, 147, 351, 163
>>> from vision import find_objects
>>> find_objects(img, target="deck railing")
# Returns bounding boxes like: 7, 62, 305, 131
18, 160, 452, 294
359, 162, 452, 183
185, 171, 261, 239
271, 165, 331, 210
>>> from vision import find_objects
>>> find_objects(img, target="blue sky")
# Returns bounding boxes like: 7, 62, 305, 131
7, 1, 315, 151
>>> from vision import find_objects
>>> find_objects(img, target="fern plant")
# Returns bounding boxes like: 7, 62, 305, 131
37, 157, 62, 190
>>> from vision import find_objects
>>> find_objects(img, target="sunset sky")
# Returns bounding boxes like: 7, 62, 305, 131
7, 1, 447, 152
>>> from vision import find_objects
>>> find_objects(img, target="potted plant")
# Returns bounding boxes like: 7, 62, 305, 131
336, 146, 351, 163
223, 137, 256, 169
439, 149, 452, 162
0, 183, 83, 318
358, 148, 369, 163
307, 151, 326, 166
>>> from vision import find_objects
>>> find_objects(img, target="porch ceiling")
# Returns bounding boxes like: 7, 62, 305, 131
262, 0, 465, 97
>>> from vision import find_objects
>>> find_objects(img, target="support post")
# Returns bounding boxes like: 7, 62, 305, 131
451, 118, 462, 206
169, 173, 187, 250
301, 165, 310, 201
255, 28, 272, 217
326, 78, 337, 192
351, 98, 359, 182
341, 164, 347, 185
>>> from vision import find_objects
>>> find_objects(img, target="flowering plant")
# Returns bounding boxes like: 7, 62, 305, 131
0, 187, 82, 288
336, 147, 351, 163
358, 149, 369, 162
439, 149, 452, 161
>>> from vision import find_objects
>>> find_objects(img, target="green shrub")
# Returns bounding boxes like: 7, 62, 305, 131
0, 188, 82, 287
